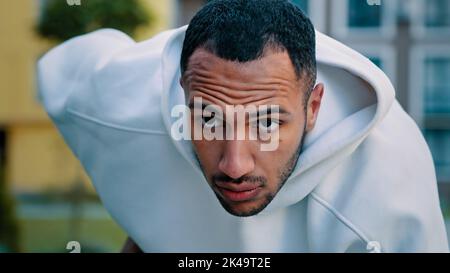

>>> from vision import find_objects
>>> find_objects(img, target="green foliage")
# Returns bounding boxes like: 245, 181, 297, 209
19, 216, 126, 253
0, 166, 20, 252
37, 0, 153, 42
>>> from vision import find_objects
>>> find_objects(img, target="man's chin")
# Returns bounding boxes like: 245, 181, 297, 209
215, 193, 274, 217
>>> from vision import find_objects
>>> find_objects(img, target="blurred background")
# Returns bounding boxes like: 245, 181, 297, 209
0, 0, 449, 252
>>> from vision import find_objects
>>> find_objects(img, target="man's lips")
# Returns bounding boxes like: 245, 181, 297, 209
214, 181, 262, 202
214, 181, 261, 192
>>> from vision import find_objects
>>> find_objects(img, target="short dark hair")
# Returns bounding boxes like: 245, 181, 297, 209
180, 0, 317, 103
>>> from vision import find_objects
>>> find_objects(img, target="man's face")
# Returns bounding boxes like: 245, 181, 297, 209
181, 48, 323, 217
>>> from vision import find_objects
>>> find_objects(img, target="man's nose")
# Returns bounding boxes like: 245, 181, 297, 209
218, 140, 255, 179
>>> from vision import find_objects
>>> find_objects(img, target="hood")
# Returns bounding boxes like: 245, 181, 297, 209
159, 26, 395, 214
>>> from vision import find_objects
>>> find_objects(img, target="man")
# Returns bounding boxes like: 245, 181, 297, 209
38, 0, 448, 252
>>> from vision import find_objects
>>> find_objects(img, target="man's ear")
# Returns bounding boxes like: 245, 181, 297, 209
305, 83, 324, 132
180, 76, 190, 101
179, 77, 185, 89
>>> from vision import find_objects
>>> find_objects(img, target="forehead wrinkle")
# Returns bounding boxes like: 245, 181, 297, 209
186, 81, 293, 110
189, 90, 287, 108
188, 88, 292, 112
185, 68, 296, 102
189, 80, 289, 98
188, 79, 292, 103
187, 69, 297, 92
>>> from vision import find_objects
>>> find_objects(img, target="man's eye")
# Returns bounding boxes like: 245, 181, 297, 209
257, 118, 280, 132
202, 113, 220, 128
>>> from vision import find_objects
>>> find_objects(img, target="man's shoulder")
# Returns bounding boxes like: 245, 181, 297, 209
363, 99, 435, 178
309, 99, 447, 252
39, 28, 180, 135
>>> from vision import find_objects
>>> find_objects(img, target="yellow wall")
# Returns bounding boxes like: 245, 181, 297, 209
8, 124, 93, 193
0, 1, 50, 124
137, 0, 174, 40
0, 0, 171, 194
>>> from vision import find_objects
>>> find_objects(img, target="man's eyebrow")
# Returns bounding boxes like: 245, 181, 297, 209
256, 107, 289, 116
188, 102, 215, 110
188, 101, 201, 109
188, 102, 223, 115
246, 107, 290, 120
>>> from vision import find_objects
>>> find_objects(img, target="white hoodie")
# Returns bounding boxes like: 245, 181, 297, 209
37, 26, 449, 252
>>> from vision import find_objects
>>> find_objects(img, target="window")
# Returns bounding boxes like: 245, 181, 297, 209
410, 47, 450, 183
424, 0, 450, 28
424, 58, 450, 114
423, 57, 450, 182
348, 0, 381, 28
424, 130, 450, 181
291, 0, 308, 14
411, 0, 450, 38
331, 0, 397, 39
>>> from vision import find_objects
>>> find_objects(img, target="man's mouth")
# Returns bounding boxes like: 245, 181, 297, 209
214, 181, 263, 202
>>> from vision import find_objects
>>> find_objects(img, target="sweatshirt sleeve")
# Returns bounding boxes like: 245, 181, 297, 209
37, 29, 134, 122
